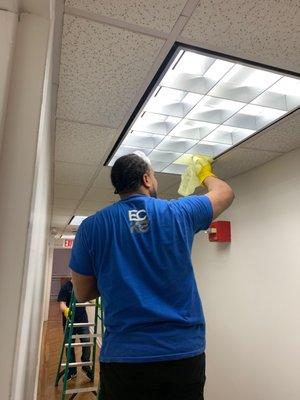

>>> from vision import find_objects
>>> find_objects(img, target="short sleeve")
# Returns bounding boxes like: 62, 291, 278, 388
69, 221, 94, 276
177, 195, 213, 233
57, 283, 69, 302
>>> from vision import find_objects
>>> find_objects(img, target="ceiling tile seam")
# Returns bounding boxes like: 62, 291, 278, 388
55, 158, 102, 166
52, 207, 76, 212
239, 146, 286, 154
52, 0, 64, 86
55, 160, 100, 167
180, 0, 201, 17
55, 183, 86, 188
56, 117, 118, 130
64, 6, 169, 40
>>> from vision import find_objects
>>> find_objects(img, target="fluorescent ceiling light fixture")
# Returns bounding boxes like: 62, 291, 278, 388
106, 45, 300, 174
69, 215, 88, 226
61, 234, 76, 239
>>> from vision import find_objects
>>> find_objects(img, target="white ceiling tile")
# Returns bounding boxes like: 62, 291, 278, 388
55, 119, 117, 165
54, 183, 87, 200
57, 14, 165, 127
74, 208, 97, 217
66, 0, 187, 33
240, 110, 300, 153
51, 208, 74, 227
214, 147, 283, 180
55, 161, 96, 185
64, 225, 79, 233
159, 189, 179, 199
182, 0, 300, 72
84, 186, 118, 202
51, 216, 72, 228
52, 208, 75, 217
77, 200, 111, 211
53, 198, 79, 208
93, 166, 114, 189
155, 171, 181, 192
54, 238, 66, 247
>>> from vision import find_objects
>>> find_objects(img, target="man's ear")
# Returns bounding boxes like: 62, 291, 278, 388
142, 173, 151, 189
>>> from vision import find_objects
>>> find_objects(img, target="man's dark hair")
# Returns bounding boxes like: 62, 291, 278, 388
111, 154, 150, 194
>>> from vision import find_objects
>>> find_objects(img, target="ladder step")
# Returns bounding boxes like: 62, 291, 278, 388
76, 302, 97, 307
70, 322, 96, 327
61, 361, 93, 367
72, 334, 101, 339
66, 386, 98, 395
65, 342, 94, 348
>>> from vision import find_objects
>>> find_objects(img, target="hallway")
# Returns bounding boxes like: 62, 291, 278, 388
37, 302, 100, 400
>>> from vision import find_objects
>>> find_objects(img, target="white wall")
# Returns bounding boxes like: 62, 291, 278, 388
0, 11, 17, 154
0, 12, 50, 399
193, 147, 300, 400
10, 5, 56, 397
0, 4, 55, 399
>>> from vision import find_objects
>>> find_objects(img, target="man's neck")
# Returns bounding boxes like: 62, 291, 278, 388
120, 190, 149, 200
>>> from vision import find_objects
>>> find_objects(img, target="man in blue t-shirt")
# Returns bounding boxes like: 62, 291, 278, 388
70, 153, 234, 400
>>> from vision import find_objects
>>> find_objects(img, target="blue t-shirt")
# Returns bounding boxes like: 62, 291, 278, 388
70, 194, 213, 363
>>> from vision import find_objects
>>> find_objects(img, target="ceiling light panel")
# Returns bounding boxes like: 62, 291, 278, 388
69, 215, 88, 226
61, 234, 76, 239
107, 46, 300, 174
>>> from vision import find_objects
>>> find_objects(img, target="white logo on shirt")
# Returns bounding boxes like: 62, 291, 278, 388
128, 209, 149, 233
128, 209, 147, 222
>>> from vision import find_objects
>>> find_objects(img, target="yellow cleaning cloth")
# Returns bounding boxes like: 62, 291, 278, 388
178, 155, 214, 196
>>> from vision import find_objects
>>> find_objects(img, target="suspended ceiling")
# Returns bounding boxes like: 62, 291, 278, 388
52, 0, 300, 235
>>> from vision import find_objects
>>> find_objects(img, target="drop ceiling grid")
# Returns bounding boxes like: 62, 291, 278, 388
181, 0, 300, 73
53, 0, 300, 230
65, 0, 188, 33
55, 119, 117, 165
56, 14, 165, 127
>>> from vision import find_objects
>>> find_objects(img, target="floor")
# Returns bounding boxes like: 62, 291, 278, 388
37, 301, 100, 399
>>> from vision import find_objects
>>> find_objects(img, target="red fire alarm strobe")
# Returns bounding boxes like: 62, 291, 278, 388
208, 221, 231, 242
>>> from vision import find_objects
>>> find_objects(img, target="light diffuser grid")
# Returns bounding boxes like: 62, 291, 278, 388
107, 46, 300, 174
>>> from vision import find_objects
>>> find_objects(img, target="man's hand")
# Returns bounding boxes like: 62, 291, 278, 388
63, 307, 71, 319
194, 156, 216, 186
178, 155, 215, 196
179, 154, 234, 218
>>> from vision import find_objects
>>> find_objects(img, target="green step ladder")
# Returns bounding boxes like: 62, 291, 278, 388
55, 290, 104, 399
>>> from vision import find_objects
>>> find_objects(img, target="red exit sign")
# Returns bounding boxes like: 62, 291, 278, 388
64, 239, 74, 248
